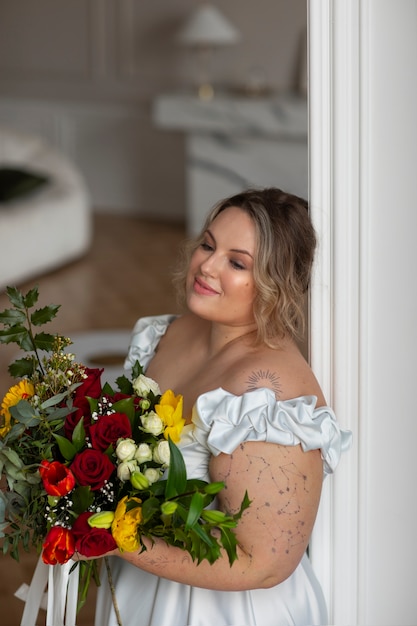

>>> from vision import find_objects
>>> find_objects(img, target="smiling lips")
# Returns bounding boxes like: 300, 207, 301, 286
193, 276, 219, 296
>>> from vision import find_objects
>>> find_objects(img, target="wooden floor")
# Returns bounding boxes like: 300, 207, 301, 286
0, 213, 186, 626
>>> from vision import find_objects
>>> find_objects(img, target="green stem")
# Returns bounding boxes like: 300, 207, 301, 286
24, 303, 45, 376
104, 556, 123, 626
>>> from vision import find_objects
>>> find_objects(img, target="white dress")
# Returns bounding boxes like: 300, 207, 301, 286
95, 315, 352, 626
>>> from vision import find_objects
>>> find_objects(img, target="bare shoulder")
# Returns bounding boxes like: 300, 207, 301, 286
156, 313, 203, 350
224, 339, 327, 405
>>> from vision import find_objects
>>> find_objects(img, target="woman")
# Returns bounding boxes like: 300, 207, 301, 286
95, 187, 352, 626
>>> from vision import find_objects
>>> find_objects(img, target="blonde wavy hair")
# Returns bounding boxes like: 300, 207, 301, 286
173, 187, 316, 347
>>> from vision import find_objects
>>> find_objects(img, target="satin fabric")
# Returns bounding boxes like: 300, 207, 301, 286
94, 315, 352, 626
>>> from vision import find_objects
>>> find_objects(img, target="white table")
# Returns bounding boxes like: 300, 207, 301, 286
153, 92, 308, 235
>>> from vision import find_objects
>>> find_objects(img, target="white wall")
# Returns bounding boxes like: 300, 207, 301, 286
309, 1, 417, 624
0, 0, 307, 218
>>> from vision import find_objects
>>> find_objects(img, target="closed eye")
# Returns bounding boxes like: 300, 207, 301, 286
230, 259, 245, 270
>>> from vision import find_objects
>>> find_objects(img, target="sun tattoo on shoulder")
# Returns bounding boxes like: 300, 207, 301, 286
245, 369, 282, 396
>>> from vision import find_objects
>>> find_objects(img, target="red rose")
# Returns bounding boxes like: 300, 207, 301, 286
72, 512, 117, 557
71, 511, 93, 537
106, 392, 129, 403
39, 460, 76, 496
64, 367, 104, 439
42, 525, 75, 565
106, 392, 142, 410
70, 448, 114, 491
90, 412, 132, 451
76, 367, 104, 400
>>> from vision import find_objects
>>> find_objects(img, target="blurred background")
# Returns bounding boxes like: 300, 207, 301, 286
0, 0, 307, 227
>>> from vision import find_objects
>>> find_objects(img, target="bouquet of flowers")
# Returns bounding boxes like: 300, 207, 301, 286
0, 287, 250, 625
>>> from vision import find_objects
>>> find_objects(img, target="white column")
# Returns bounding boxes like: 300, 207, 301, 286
308, 1, 417, 624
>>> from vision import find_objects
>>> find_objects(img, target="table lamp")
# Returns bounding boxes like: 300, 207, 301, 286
176, 4, 240, 100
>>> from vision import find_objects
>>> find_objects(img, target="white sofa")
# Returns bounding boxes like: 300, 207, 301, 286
0, 126, 92, 290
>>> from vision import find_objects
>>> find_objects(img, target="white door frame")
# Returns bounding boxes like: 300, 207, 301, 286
308, 1, 361, 623
308, 1, 417, 624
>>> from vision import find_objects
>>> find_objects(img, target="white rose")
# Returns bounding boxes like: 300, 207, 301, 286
132, 374, 161, 398
141, 411, 164, 436
115, 438, 137, 462
134, 443, 153, 464
153, 440, 171, 467
117, 460, 138, 482
144, 467, 162, 484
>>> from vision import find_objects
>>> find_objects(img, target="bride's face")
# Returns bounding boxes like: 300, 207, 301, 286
186, 206, 257, 328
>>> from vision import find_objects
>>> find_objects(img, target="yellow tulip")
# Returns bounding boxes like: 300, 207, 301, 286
111, 495, 143, 552
155, 389, 185, 443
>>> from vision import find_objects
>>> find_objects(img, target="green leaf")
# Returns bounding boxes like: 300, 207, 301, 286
86, 396, 98, 415
112, 397, 135, 423
0, 308, 26, 326
23, 529, 30, 552
52, 433, 77, 461
13, 479, 32, 500
71, 486, 94, 515
19, 333, 36, 352
115, 375, 132, 395
31, 304, 60, 326
0, 325, 27, 345
101, 381, 115, 395
141, 497, 160, 523
24, 471, 41, 485
148, 479, 167, 497
41, 390, 70, 409
44, 406, 72, 423
32, 332, 57, 352
189, 520, 216, 549
0, 447, 23, 468
4, 423, 26, 442
237, 490, 252, 517
9, 400, 40, 427
6, 466, 26, 484
220, 527, 240, 565
6, 286, 26, 309
125, 498, 143, 514
131, 360, 144, 379
185, 478, 212, 491
165, 438, 187, 499
76, 560, 98, 612
185, 491, 205, 531
8, 357, 36, 378
22, 286, 39, 309
173, 526, 188, 544
203, 481, 225, 495
72, 417, 86, 452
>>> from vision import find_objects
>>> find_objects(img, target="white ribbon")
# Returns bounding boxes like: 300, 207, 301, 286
16, 556, 80, 626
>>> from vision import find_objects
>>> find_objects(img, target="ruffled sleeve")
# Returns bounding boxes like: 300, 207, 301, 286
192, 388, 352, 475
123, 314, 177, 373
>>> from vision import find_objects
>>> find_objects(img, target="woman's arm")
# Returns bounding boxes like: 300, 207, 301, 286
111, 440, 323, 592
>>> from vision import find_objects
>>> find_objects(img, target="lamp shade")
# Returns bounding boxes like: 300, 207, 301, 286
177, 4, 240, 46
